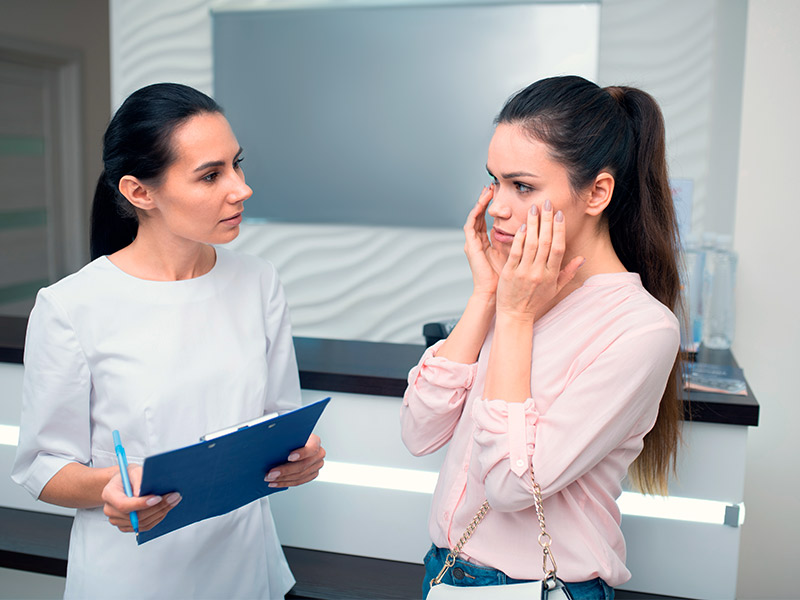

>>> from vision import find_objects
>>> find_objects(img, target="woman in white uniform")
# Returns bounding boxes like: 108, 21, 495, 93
12, 83, 325, 599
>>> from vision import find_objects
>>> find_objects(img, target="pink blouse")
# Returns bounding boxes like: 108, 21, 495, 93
401, 273, 680, 587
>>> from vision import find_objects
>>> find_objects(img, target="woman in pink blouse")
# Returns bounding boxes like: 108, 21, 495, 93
401, 76, 682, 599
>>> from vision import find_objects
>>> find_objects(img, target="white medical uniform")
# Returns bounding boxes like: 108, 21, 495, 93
12, 247, 300, 599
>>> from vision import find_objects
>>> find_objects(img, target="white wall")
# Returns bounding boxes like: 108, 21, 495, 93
733, 1, 800, 598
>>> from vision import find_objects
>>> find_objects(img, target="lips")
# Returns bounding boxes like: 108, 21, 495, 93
492, 226, 515, 244
221, 213, 242, 224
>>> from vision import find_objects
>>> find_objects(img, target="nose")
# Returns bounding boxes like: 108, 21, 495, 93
487, 186, 512, 220
229, 172, 253, 204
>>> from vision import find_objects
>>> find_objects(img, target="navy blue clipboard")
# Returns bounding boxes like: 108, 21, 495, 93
136, 397, 330, 544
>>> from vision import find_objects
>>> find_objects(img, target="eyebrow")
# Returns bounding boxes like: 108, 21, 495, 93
486, 165, 539, 179
193, 147, 244, 172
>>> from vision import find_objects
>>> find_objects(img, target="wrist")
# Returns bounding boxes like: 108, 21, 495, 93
495, 309, 536, 327
469, 291, 496, 308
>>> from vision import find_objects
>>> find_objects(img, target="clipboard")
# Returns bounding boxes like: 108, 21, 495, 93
136, 397, 330, 544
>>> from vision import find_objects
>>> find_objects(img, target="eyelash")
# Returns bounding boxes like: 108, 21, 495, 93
488, 176, 534, 194
201, 156, 244, 183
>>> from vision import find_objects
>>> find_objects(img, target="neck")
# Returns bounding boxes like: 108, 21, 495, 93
539, 227, 626, 316
567, 228, 627, 284
108, 226, 216, 281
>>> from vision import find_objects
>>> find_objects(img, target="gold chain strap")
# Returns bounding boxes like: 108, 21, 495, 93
430, 462, 558, 588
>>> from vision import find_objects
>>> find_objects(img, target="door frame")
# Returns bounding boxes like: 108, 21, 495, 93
0, 35, 85, 278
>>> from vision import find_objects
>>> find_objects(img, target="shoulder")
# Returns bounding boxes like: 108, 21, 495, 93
34, 257, 114, 314
215, 246, 279, 282
574, 273, 680, 358
583, 273, 677, 327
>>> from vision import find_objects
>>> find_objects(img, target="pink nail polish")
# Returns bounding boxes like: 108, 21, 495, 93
544, 199, 552, 211
288, 453, 300, 462
530, 204, 539, 216
555, 210, 564, 222
519, 224, 527, 232
146, 495, 163, 507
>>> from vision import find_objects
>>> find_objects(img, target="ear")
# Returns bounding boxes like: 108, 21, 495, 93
585, 172, 615, 216
118, 175, 156, 212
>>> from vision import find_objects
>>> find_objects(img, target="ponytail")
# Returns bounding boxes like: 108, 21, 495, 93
90, 83, 222, 260
605, 87, 683, 495
497, 76, 683, 495
89, 171, 138, 260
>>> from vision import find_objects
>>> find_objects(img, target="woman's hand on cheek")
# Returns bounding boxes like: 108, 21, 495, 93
463, 185, 504, 298
265, 434, 326, 488
101, 464, 182, 533
496, 200, 584, 321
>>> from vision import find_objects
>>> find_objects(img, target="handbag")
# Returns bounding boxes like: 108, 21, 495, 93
427, 461, 574, 599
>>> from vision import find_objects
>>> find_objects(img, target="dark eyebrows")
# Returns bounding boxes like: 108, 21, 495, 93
485, 164, 538, 179
193, 147, 244, 172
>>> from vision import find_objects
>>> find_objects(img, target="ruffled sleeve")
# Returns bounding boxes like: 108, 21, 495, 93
400, 341, 478, 456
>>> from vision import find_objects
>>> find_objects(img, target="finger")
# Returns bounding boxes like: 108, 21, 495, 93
556, 256, 586, 290
532, 199, 554, 268
504, 223, 527, 271
270, 470, 322, 488
108, 492, 181, 532
546, 210, 567, 271
269, 459, 325, 488
267, 449, 326, 485
522, 203, 540, 264
288, 434, 321, 462
128, 464, 143, 496
102, 491, 163, 518
465, 187, 492, 240
137, 494, 182, 531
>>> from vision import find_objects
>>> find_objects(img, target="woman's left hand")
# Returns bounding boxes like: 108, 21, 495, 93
496, 200, 585, 322
265, 434, 326, 488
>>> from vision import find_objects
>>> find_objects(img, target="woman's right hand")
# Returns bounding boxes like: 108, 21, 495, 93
101, 464, 182, 533
463, 185, 505, 298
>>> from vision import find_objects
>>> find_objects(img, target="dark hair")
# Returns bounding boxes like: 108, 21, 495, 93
497, 75, 682, 495
90, 83, 222, 259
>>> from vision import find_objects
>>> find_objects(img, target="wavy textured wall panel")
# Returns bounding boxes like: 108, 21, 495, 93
226, 222, 471, 343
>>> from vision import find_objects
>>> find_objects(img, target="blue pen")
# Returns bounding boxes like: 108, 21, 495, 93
112, 430, 139, 534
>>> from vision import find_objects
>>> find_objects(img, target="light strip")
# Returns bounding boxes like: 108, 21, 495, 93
618, 492, 744, 526
317, 460, 744, 526
0, 424, 20, 447
316, 460, 438, 494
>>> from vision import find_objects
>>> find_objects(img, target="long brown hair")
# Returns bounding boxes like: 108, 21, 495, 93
497, 76, 683, 495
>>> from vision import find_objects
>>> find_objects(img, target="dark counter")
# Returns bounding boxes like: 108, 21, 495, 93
1, 315, 759, 426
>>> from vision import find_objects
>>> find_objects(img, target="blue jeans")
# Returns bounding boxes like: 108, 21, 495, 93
422, 545, 614, 600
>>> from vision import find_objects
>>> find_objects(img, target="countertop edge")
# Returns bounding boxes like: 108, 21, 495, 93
0, 316, 759, 427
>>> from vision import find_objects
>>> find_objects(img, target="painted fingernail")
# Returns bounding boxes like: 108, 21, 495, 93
544, 199, 552, 211
266, 471, 280, 481
146, 495, 163, 507
555, 210, 564, 222
268, 483, 278, 488
166, 493, 181, 505
530, 204, 539, 216
519, 224, 527, 232
288, 453, 300, 462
